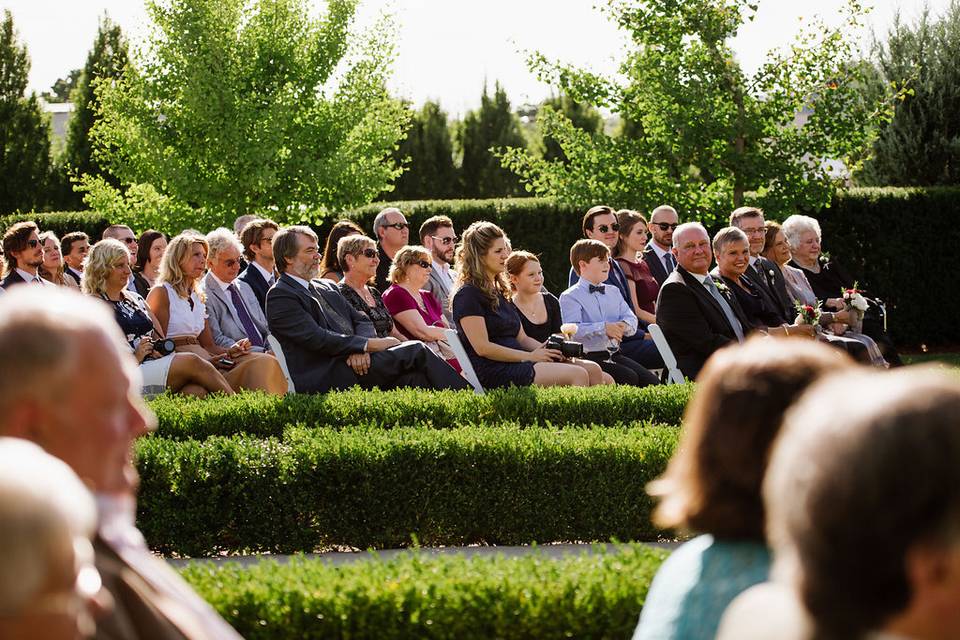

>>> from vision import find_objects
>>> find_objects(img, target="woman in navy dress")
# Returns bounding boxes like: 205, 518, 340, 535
451, 221, 597, 389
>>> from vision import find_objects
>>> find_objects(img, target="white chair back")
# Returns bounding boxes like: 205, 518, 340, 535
266, 334, 296, 393
647, 323, 685, 385
443, 328, 485, 395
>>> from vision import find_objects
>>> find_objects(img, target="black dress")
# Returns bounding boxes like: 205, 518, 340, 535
720, 275, 779, 328
338, 282, 395, 338
452, 284, 535, 389
512, 292, 562, 343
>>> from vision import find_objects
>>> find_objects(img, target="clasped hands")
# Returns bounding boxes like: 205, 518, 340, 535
347, 337, 401, 375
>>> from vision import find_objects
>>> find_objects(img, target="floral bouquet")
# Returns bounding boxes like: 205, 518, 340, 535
842, 283, 868, 333
795, 302, 821, 326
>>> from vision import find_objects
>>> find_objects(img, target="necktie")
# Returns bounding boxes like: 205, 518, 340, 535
703, 277, 745, 342
310, 283, 352, 335
664, 252, 676, 273
227, 283, 264, 348
589, 284, 606, 294
32, 276, 43, 285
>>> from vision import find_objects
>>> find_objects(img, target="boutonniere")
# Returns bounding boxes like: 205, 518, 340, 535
714, 280, 730, 295
819, 252, 831, 264
768, 269, 776, 279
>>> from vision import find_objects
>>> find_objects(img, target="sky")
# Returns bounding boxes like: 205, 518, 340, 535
3, 0, 952, 116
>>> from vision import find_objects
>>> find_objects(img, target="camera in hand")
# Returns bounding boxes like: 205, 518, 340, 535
152, 338, 177, 356
546, 334, 584, 359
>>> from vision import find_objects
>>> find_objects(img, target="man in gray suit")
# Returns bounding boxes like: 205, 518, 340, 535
419, 215, 457, 323
204, 227, 271, 351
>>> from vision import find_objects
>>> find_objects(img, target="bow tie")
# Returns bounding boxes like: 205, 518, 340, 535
589, 284, 605, 294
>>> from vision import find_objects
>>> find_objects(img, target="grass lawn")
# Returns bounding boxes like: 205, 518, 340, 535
902, 352, 960, 369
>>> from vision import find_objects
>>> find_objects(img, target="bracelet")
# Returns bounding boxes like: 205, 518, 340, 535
782, 323, 790, 337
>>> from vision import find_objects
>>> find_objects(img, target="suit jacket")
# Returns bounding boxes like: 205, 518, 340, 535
94, 535, 241, 640
203, 272, 270, 349
65, 266, 83, 288
743, 256, 793, 321
1, 269, 52, 290
266, 274, 376, 392
132, 271, 152, 299
642, 245, 672, 286
424, 264, 456, 323
655, 266, 750, 380
239, 262, 272, 312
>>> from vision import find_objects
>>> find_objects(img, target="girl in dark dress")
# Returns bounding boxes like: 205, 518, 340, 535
451, 222, 605, 389
614, 209, 659, 324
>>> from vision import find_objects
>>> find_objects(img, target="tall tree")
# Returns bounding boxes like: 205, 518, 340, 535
390, 100, 458, 200
41, 68, 82, 103
85, 0, 410, 231
859, 1, 960, 186
457, 82, 527, 198
64, 15, 128, 185
498, 0, 900, 225
0, 10, 51, 214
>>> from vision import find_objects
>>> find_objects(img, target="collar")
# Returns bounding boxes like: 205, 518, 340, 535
431, 259, 450, 274
15, 267, 40, 282
749, 255, 759, 266
647, 241, 670, 259
209, 272, 233, 292
688, 271, 711, 285
251, 260, 274, 282
285, 273, 311, 290
576, 277, 605, 293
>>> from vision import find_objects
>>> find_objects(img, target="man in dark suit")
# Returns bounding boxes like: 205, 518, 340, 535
266, 226, 469, 394
729, 206, 795, 319
642, 204, 680, 286
656, 222, 749, 380
2, 222, 52, 289
61, 231, 90, 287
373, 207, 410, 292
238, 218, 279, 312
0, 286, 243, 640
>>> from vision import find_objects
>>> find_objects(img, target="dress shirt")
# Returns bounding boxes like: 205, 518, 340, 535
431, 259, 454, 291
209, 272, 263, 345
286, 273, 311, 290
690, 271, 745, 341
647, 241, 674, 271
96, 493, 244, 640
559, 278, 638, 353
251, 260, 276, 286
16, 268, 44, 284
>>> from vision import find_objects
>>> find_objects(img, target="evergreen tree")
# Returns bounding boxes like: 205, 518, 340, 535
63, 15, 128, 185
391, 101, 458, 200
860, 1, 960, 186
41, 68, 82, 103
0, 10, 51, 214
457, 82, 527, 198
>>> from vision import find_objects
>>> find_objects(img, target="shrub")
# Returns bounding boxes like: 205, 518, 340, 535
0, 210, 112, 239
148, 385, 694, 440
181, 544, 667, 640
136, 424, 680, 556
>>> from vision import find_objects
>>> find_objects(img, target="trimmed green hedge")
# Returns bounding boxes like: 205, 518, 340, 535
0, 210, 112, 240
182, 545, 666, 640
148, 385, 694, 440
136, 425, 680, 556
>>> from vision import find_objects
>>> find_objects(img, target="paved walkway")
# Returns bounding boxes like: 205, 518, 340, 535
167, 541, 680, 568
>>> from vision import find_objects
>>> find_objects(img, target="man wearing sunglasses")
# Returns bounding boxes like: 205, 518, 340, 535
1, 222, 52, 289
204, 228, 271, 353
373, 207, 410, 292
419, 215, 458, 323
102, 225, 140, 294
643, 205, 680, 286
568, 206, 664, 372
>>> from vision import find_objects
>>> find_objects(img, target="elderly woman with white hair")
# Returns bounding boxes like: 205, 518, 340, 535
781, 214, 901, 366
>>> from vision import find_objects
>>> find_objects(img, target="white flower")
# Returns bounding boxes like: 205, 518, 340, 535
851, 293, 868, 312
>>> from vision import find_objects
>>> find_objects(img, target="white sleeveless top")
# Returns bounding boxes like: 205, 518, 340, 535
163, 283, 206, 338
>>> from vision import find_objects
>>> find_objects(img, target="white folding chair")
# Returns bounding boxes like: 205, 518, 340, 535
647, 323, 685, 385
266, 334, 296, 393
443, 328, 485, 395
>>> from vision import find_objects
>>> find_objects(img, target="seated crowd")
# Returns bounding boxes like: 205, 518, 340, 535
0, 202, 899, 397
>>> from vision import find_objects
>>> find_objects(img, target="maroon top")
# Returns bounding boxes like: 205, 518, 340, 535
616, 257, 659, 315
383, 284, 461, 373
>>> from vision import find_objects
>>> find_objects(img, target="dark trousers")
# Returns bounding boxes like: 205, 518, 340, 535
620, 334, 665, 370
585, 351, 660, 387
338, 341, 470, 391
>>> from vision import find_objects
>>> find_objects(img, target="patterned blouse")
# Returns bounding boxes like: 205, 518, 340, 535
338, 282, 395, 338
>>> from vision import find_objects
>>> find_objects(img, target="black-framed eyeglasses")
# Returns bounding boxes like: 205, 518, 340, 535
431, 235, 458, 246
358, 248, 378, 259
385, 222, 409, 230
26, 239, 40, 248
415, 260, 431, 269
652, 222, 679, 231
595, 223, 620, 233
121, 237, 137, 244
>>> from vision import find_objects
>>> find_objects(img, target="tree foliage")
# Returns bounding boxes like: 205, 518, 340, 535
0, 10, 51, 214
498, 0, 900, 224
458, 82, 527, 198
859, 1, 960, 186
64, 15, 128, 187
539, 94, 603, 163
389, 100, 458, 200
85, 0, 410, 226
41, 68, 82, 103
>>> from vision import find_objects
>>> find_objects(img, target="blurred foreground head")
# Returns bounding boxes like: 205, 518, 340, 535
766, 367, 960, 639
0, 437, 103, 640
0, 287, 154, 496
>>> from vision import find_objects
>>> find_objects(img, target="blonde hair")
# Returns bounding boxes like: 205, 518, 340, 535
158, 232, 208, 298
81, 239, 129, 297
37, 230, 66, 286
454, 221, 510, 309
389, 245, 431, 285
337, 234, 376, 273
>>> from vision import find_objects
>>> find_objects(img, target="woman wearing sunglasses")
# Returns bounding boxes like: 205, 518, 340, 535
382, 245, 461, 371
338, 235, 406, 340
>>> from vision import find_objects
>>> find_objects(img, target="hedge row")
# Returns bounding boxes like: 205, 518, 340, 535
148, 384, 694, 440
181, 545, 666, 640
136, 424, 680, 556
0, 210, 112, 240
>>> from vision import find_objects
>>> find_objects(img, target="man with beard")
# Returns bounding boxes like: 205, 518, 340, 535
643, 205, 680, 287
2, 222, 52, 289
419, 215, 458, 323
